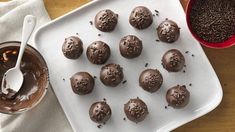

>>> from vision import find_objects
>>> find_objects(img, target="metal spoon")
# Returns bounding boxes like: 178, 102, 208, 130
1, 15, 36, 95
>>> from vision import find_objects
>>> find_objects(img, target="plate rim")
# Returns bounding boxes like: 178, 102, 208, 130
33, 0, 223, 131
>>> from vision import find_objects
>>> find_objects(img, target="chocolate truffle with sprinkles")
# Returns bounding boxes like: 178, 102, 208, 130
124, 97, 149, 123
86, 41, 111, 65
166, 85, 190, 108
100, 63, 124, 87
70, 72, 94, 95
139, 69, 163, 93
62, 36, 83, 59
129, 6, 153, 29
89, 101, 112, 123
119, 35, 143, 59
157, 19, 180, 43
95, 9, 118, 32
162, 49, 185, 72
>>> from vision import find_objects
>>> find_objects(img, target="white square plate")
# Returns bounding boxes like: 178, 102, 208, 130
34, 0, 223, 131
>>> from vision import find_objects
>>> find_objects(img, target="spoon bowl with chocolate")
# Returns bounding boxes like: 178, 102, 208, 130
186, 0, 235, 48
0, 41, 49, 114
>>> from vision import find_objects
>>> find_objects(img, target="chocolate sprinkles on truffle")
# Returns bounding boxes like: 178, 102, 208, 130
157, 19, 180, 43
70, 72, 94, 95
124, 98, 149, 123
89, 101, 112, 124
62, 36, 83, 59
129, 6, 153, 29
95, 9, 118, 32
100, 63, 124, 87
166, 85, 190, 108
139, 69, 163, 93
86, 41, 110, 65
119, 35, 143, 59
162, 49, 185, 72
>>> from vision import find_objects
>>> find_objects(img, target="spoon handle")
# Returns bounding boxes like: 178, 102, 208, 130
15, 15, 36, 69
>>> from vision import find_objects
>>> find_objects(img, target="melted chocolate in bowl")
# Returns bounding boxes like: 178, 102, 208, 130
0, 42, 49, 114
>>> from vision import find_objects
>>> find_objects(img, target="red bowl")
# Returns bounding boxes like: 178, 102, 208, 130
185, 0, 235, 49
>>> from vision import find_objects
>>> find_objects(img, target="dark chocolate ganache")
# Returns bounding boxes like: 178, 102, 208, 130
0, 42, 48, 114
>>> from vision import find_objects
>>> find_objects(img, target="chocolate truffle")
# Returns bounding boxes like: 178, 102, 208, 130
157, 19, 180, 43
129, 6, 153, 29
124, 98, 149, 123
100, 63, 124, 87
62, 36, 83, 59
139, 69, 163, 93
166, 85, 190, 108
86, 41, 111, 65
95, 9, 118, 32
162, 49, 185, 72
89, 101, 112, 123
119, 35, 143, 59
70, 72, 94, 95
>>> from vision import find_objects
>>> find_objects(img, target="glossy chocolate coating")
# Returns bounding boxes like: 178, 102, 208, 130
166, 85, 190, 108
0, 42, 48, 114
70, 72, 94, 95
129, 6, 153, 29
124, 98, 149, 123
139, 69, 163, 93
62, 36, 83, 59
86, 41, 111, 65
89, 101, 112, 123
95, 9, 118, 32
119, 35, 143, 59
100, 63, 123, 87
157, 19, 180, 43
161, 49, 185, 72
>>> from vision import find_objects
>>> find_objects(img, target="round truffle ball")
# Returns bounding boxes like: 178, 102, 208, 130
161, 49, 185, 72
139, 69, 163, 93
62, 36, 83, 59
129, 6, 153, 29
157, 19, 180, 43
86, 41, 111, 65
166, 85, 190, 108
95, 9, 118, 32
89, 101, 112, 123
119, 35, 143, 59
70, 72, 94, 95
100, 63, 124, 87
124, 98, 149, 123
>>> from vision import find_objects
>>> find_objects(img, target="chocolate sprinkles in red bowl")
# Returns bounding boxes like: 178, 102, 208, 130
186, 0, 235, 48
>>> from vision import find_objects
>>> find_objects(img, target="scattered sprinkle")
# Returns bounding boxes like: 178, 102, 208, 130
185, 51, 189, 54
152, 14, 155, 16
155, 10, 159, 13
98, 34, 101, 36
103, 98, 106, 102
103, 122, 106, 125
123, 117, 126, 121
184, 65, 186, 67
94, 76, 97, 79
183, 70, 186, 73
76, 33, 79, 35
97, 124, 102, 129
122, 80, 127, 84
155, 39, 160, 42
89, 21, 93, 25
189, 83, 192, 86
145, 63, 149, 67
155, 13, 159, 16
165, 106, 168, 109
63, 78, 65, 81
192, 54, 195, 57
